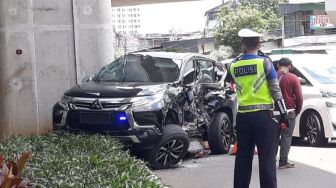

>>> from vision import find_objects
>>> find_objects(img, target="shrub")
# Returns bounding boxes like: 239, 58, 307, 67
0, 132, 162, 188
0, 151, 31, 188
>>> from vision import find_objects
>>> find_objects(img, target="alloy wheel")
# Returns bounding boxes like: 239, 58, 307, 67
155, 139, 184, 166
306, 113, 319, 145
220, 119, 231, 150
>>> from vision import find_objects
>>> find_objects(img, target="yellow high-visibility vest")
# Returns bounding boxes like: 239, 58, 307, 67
230, 58, 274, 113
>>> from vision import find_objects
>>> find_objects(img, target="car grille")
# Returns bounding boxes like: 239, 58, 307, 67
71, 101, 129, 109
72, 101, 91, 108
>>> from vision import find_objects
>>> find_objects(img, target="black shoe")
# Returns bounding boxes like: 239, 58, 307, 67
279, 163, 295, 169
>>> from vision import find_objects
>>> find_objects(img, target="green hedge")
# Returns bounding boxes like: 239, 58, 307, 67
0, 132, 163, 188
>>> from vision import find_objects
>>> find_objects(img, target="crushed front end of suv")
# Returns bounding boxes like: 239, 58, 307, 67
53, 52, 237, 169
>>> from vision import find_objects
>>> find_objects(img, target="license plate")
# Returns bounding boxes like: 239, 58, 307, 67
80, 112, 111, 125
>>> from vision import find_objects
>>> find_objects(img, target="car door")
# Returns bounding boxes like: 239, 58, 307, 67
181, 58, 198, 131
194, 58, 219, 123
289, 66, 313, 138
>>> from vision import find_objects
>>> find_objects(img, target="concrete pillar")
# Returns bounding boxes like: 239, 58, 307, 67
0, 0, 114, 136
73, 0, 115, 82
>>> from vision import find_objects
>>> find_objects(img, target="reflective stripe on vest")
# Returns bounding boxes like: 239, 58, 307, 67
230, 58, 274, 113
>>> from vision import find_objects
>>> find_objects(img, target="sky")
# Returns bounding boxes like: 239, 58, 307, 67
137, 0, 223, 34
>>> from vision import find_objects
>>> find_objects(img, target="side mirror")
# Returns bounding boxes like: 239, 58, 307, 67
82, 75, 93, 83
182, 70, 195, 86
298, 77, 307, 85
186, 89, 194, 105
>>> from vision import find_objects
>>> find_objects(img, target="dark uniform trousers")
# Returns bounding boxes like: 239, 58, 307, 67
234, 110, 277, 188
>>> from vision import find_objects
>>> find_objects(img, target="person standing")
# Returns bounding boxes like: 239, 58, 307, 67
226, 29, 288, 188
276, 57, 303, 169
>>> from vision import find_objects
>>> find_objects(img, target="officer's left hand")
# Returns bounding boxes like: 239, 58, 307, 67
281, 115, 290, 129
280, 122, 287, 129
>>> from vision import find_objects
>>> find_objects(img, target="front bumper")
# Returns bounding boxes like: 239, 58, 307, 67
52, 99, 163, 146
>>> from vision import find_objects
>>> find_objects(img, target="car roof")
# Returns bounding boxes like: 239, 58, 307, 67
132, 51, 215, 61
269, 54, 335, 67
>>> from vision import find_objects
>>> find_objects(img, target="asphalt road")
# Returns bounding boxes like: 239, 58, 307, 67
154, 141, 336, 188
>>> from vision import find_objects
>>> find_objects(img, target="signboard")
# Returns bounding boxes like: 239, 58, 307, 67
310, 15, 335, 30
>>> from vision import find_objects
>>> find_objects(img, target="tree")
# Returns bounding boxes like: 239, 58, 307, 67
240, 0, 287, 15
215, 6, 266, 55
210, 45, 233, 61
214, 0, 288, 56
240, 0, 287, 30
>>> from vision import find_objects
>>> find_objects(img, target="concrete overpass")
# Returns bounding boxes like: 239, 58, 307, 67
0, 0, 197, 136
113, 0, 199, 6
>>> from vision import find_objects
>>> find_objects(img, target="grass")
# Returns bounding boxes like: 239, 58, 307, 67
0, 131, 163, 188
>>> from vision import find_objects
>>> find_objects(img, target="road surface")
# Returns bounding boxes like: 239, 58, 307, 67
155, 141, 336, 188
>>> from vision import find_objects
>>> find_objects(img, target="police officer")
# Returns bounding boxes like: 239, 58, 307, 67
226, 29, 288, 188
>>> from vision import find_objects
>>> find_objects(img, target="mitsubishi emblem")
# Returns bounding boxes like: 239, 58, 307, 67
90, 99, 102, 109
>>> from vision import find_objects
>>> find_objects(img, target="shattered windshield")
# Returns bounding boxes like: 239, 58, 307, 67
95, 54, 181, 83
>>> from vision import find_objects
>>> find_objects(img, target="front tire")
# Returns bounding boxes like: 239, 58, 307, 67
208, 112, 232, 154
147, 125, 190, 169
305, 111, 328, 146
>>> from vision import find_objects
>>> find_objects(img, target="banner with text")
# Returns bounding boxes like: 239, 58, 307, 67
310, 15, 335, 30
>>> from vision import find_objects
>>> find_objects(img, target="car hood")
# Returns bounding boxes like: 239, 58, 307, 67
64, 81, 168, 98
319, 84, 336, 97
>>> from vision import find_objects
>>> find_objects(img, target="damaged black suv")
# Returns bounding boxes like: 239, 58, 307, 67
53, 52, 237, 169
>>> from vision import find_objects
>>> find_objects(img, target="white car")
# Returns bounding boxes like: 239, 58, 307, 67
271, 54, 336, 146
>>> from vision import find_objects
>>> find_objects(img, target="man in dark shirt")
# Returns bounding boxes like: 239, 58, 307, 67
276, 57, 303, 169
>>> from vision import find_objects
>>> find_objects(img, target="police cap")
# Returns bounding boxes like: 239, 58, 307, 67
238, 29, 262, 38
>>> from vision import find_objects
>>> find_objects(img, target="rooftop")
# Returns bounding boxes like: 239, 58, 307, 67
279, 1, 325, 14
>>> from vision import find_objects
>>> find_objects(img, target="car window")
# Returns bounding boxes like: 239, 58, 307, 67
214, 63, 226, 81
183, 59, 194, 75
197, 59, 215, 82
291, 67, 312, 86
95, 55, 181, 83
182, 59, 196, 85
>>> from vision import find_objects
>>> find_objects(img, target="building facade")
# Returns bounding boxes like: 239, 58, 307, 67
205, 0, 240, 35
280, 1, 336, 38
112, 6, 142, 35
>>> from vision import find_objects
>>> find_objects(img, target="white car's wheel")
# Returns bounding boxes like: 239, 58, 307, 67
304, 111, 328, 146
